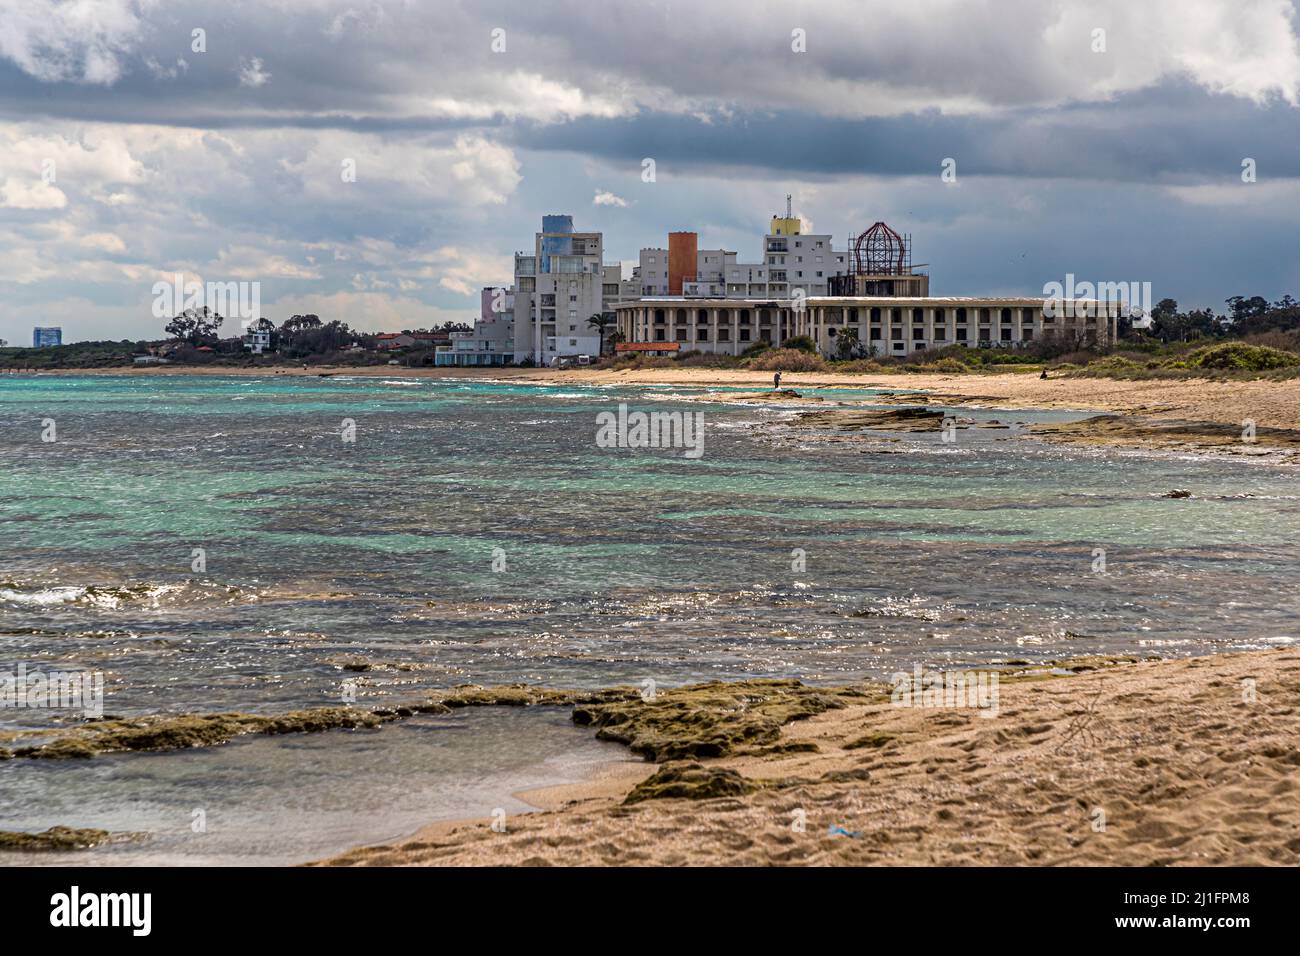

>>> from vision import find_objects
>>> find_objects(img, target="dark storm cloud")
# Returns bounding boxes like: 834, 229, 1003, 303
510, 84, 1300, 184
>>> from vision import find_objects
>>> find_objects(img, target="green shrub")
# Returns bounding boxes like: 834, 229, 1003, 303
830, 359, 886, 373
782, 335, 817, 354
1183, 342, 1300, 371
908, 357, 967, 374
745, 348, 827, 372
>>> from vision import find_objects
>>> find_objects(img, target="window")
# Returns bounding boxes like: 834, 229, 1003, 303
957, 328, 967, 341
892, 327, 903, 340
913, 327, 925, 340
739, 328, 750, 341
1001, 328, 1012, 341
870, 328, 882, 340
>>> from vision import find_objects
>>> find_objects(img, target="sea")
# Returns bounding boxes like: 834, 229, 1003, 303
2, 373, 1297, 863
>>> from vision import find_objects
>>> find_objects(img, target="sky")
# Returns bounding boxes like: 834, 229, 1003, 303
2, 0, 1299, 344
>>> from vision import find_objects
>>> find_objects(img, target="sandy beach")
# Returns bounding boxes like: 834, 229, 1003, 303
319, 649, 1300, 867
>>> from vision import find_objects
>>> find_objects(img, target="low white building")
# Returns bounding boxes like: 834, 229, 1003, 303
243, 328, 273, 354
437, 287, 516, 366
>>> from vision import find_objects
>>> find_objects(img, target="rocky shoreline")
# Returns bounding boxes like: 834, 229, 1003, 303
316, 649, 1300, 867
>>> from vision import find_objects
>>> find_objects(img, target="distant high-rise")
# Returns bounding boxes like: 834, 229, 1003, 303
33, 327, 62, 348
512, 214, 611, 364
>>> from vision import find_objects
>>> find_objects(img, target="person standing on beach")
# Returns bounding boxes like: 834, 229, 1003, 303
773, 371, 782, 390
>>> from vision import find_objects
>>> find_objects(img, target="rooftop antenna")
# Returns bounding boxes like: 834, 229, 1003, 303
785, 194, 792, 218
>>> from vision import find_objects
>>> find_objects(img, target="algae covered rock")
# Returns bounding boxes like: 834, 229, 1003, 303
6, 683, 643, 760
14, 707, 392, 759
572, 678, 868, 761
624, 763, 757, 804
0, 826, 110, 852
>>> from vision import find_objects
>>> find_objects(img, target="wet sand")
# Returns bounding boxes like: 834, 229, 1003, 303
319, 649, 1300, 866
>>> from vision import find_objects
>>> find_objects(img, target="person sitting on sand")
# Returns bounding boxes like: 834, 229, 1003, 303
773, 371, 782, 390
1040, 369, 1048, 380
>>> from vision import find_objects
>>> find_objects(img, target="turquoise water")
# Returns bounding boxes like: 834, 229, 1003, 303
1, 372, 1297, 861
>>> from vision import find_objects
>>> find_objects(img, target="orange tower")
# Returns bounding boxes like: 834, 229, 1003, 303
667, 231, 698, 295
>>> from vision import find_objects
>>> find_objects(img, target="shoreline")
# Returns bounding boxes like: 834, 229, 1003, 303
18, 364, 1300, 459
17, 364, 1300, 431
318, 648, 1300, 866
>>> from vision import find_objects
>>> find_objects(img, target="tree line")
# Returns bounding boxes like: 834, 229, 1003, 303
1147, 294, 1300, 342
161, 310, 471, 357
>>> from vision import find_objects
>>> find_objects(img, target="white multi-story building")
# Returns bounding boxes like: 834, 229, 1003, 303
635, 202, 849, 301
436, 287, 515, 366
512, 214, 609, 365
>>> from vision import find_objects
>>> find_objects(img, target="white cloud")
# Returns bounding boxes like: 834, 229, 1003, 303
238, 57, 271, 88
0, 0, 151, 85
593, 189, 628, 207
421, 246, 513, 296
0, 179, 67, 209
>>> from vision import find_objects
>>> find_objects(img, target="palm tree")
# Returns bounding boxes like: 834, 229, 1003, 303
587, 313, 615, 355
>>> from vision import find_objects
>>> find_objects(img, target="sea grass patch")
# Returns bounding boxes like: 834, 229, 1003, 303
572, 678, 870, 761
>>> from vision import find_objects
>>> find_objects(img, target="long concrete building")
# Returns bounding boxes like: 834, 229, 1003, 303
614, 212, 1120, 356
615, 296, 1120, 356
